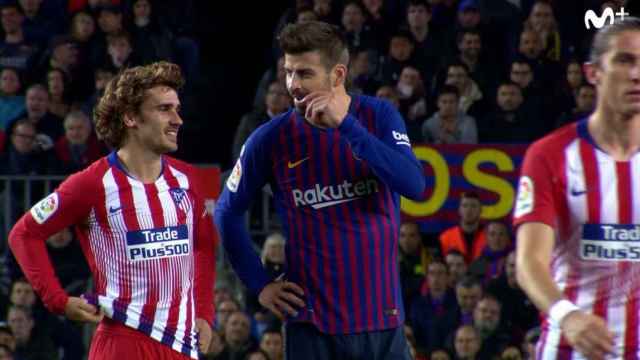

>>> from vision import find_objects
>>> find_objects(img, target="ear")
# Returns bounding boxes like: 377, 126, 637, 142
123, 112, 137, 129
583, 62, 600, 86
332, 63, 348, 88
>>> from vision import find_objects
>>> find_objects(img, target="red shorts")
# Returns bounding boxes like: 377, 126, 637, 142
88, 317, 192, 360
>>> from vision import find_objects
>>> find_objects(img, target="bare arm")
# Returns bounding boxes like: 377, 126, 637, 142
516, 222, 563, 313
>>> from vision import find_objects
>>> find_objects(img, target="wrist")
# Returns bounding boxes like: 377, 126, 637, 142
549, 299, 579, 326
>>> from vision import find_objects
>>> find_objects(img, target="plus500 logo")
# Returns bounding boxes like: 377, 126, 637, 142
126, 225, 190, 261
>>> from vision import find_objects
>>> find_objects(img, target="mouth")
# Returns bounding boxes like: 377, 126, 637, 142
165, 128, 179, 141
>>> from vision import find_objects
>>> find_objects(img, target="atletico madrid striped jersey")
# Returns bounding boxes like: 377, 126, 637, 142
514, 119, 640, 359
9, 152, 216, 359
215, 94, 425, 334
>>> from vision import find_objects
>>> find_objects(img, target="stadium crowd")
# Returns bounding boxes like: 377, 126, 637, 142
0, 0, 634, 359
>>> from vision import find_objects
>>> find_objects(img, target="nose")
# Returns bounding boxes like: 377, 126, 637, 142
287, 73, 301, 94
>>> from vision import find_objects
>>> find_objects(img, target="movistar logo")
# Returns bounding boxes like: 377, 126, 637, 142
584, 7, 628, 29
292, 179, 379, 209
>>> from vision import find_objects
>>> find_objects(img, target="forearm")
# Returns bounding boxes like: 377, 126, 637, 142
8, 216, 68, 314
213, 208, 270, 294
516, 254, 563, 313
194, 221, 216, 324
338, 115, 425, 199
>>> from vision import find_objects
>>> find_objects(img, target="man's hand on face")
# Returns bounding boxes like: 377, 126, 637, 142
301, 91, 350, 128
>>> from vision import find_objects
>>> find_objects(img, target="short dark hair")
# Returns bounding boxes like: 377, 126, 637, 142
457, 28, 482, 45
497, 80, 521, 92
590, 16, 640, 65
446, 249, 465, 258
407, 0, 431, 12
461, 191, 480, 201
447, 60, 470, 75
438, 84, 460, 99
278, 21, 349, 70
456, 274, 482, 289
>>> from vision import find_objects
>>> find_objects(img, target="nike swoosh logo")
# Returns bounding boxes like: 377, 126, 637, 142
288, 157, 310, 169
570, 189, 587, 196
109, 206, 122, 214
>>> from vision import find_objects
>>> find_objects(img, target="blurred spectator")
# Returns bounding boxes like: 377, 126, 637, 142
480, 81, 541, 143
68, 0, 121, 14
514, 28, 561, 90
0, 324, 15, 354
451, 276, 482, 327
312, 0, 340, 25
46, 68, 71, 119
468, 221, 512, 284
45, 228, 91, 295
215, 298, 241, 332
12, 84, 64, 149
472, 295, 511, 359
398, 221, 430, 308
442, 61, 486, 119
233, 81, 291, 162
0, 119, 58, 175
362, 0, 394, 45
522, 0, 562, 61
453, 28, 500, 96
377, 31, 416, 85
409, 260, 457, 355
258, 328, 283, 360
555, 83, 595, 129
125, 0, 174, 65
19, 0, 66, 45
97, 4, 124, 35
485, 251, 538, 343
0, 4, 41, 73
37, 35, 94, 104
453, 325, 481, 360
253, 56, 285, 110
439, 191, 485, 263
69, 11, 103, 72
105, 31, 139, 69
7, 305, 57, 360
223, 311, 256, 360
397, 65, 429, 129
341, 1, 379, 55
0, 67, 25, 130
82, 64, 115, 115
0, 343, 12, 360
404, 0, 443, 82
55, 110, 106, 173
347, 50, 379, 96
375, 84, 400, 109
552, 58, 585, 116
430, 348, 452, 360
500, 345, 523, 360
444, 250, 467, 289
421, 84, 477, 144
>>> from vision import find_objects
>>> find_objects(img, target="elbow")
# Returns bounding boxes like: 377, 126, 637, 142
403, 173, 426, 201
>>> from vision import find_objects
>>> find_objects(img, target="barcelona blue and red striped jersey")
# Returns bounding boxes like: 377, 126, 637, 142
9, 153, 216, 359
215, 94, 425, 334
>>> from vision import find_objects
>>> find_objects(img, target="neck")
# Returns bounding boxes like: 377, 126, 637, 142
461, 221, 478, 233
430, 288, 445, 299
50, 59, 69, 72
411, 25, 428, 41
116, 144, 163, 183
589, 106, 640, 160
461, 54, 477, 70
440, 113, 456, 122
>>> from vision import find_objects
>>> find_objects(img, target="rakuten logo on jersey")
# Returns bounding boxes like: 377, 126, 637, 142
292, 179, 379, 209
393, 131, 410, 147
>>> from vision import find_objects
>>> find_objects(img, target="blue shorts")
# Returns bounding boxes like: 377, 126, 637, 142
284, 322, 412, 360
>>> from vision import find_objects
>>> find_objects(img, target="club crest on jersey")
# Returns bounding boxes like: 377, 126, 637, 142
30, 193, 59, 224
514, 176, 534, 218
581, 224, 640, 261
126, 225, 190, 262
169, 188, 186, 205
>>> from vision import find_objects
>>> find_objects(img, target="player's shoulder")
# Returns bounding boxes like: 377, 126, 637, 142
162, 155, 196, 174
244, 109, 295, 149
64, 156, 110, 186
353, 93, 393, 112
525, 120, 580, 160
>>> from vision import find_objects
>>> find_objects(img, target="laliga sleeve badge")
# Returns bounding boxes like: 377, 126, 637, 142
30, 193, 59, 224
514, 176, 534, 218
226, 158, 242, 193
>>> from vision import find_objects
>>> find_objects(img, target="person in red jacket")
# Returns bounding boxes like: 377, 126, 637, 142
439, 191, 486, 263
